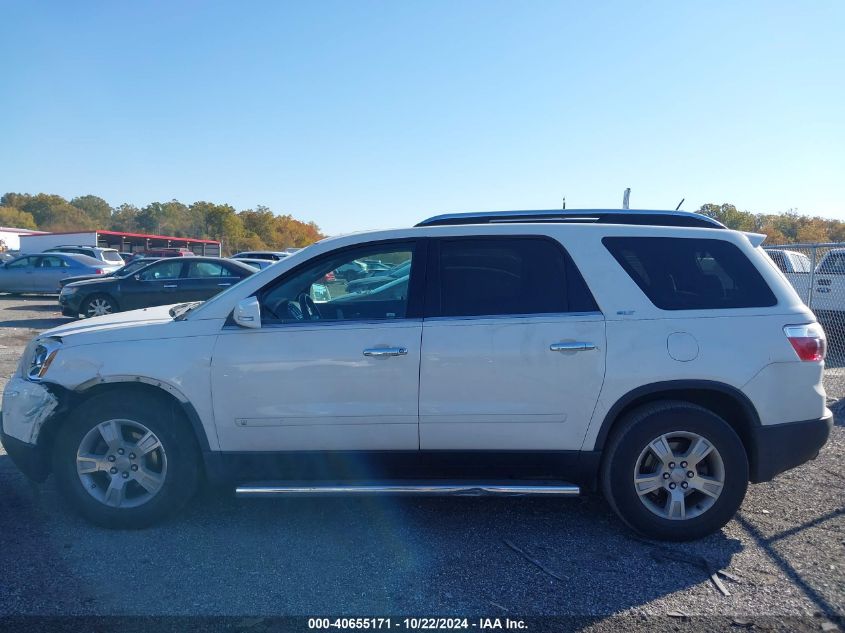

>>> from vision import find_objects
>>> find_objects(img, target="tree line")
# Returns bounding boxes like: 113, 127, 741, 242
0, 193, 324, 254
696, 203, 845, 244
1, 194, 842, 251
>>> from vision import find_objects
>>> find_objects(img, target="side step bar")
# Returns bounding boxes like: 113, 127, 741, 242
235, 481, 580, 498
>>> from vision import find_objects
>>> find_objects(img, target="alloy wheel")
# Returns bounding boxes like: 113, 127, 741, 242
86, 297, 114, 317
75, 419, 168, 508
633, 430, 725, 520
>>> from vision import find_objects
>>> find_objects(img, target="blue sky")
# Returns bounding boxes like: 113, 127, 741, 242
1, 1, 843, 235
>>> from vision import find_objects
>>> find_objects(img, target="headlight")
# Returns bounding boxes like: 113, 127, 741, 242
61, 286, 78, 296
26, 339, 61, 381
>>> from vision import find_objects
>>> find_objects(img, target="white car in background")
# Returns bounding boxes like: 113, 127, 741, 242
1, 209, 832, 540
766, 247, 845, 332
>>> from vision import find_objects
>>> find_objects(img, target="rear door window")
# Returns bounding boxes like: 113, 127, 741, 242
36, 256, 70, 269
187, 261, 230, 278
603, 237, 777, 310
138, 260, 183, 281
431, 237, 597, 317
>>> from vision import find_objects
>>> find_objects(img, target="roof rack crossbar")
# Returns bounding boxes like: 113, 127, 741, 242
415, 209, 725, 230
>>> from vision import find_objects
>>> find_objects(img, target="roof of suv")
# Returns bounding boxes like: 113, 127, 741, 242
416, 209, 726, 229
46, 245, 119, 251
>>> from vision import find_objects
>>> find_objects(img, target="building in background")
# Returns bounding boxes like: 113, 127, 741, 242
0, 226, 46, 251
19, 229, 221, 257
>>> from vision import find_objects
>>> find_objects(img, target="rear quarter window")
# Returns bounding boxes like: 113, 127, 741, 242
103, 251, 124, 262
603, 237, 777, 310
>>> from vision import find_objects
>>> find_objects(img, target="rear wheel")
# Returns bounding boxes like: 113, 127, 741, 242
52, 391, 200, 528
601, 401, 748, 541
81, 294, 118, 317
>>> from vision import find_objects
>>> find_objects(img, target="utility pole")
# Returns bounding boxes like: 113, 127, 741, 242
622, 188, 631, 210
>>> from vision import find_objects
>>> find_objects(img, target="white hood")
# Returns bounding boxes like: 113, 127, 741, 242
43, 304, 177, 339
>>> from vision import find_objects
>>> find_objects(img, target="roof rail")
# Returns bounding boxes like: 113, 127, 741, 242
415, 209, 726, 229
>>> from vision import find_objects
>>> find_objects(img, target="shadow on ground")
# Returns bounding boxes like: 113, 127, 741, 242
0, 455, 744, 617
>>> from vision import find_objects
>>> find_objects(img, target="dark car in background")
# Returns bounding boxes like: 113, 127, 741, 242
230, 257, 276, 270
232, 250, 289, 261
346, 260, 412, 293
0, 253, 121, 294
59, 257, 161, 289
59, 257, 255, 318
139, 247, 196, 257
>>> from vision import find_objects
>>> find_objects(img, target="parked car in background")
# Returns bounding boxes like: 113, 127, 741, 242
230, 257, 276, 270
346, 260, 412, 293
765, 249, 812, 274
232, 251, 289, 261
59, 257, 255, 317
0, 253, 120, 294
139, 247, 195, 257
333, 259, 368, 281
0, 251, 20, 263
766, 247, 845, 331
119, 252, 137, 263
59, 257, 161, 289
44, 245, 124, 266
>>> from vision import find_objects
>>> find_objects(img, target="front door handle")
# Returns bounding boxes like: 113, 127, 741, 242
163, 284, 178, 289
550, 342, 596, 352
363, 347, 408, 358
218, 282, 232, 287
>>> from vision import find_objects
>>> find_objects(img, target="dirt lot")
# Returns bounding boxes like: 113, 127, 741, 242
0, 295, 842, 628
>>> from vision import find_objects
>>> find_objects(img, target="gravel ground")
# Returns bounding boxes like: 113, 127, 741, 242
0, 296, 842, 629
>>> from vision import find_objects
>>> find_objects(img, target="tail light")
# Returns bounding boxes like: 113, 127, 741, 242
784, 323, 827, 361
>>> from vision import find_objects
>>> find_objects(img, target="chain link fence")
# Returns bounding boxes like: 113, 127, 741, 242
763, 243, 845, 399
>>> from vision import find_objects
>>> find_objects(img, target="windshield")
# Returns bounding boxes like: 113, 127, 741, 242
116, 259, 156, 277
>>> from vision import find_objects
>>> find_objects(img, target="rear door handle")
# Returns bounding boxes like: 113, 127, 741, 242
363, 347, 408, 358
218, 282, 232, 287
163, 284, 178, 289
550, 342, 596, 352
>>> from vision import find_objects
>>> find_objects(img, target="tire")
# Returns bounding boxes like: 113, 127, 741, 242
52, 391, 201, 528
601, 400, 748, 541
81, 293, 119, 318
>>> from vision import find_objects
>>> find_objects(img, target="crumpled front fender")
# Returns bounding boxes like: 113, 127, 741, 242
1, 375, 60, 445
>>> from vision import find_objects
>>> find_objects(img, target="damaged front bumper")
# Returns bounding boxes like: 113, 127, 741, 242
0, 376, 60, 482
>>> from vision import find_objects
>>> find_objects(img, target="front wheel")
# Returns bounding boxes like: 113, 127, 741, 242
52, 391, 200, 528
81, 294, 119, 318
601, 401, 748, 541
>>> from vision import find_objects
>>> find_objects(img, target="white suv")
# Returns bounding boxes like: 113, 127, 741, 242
0, 210, 832, 540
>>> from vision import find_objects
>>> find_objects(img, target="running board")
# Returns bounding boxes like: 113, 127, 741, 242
235, 480, 580, 498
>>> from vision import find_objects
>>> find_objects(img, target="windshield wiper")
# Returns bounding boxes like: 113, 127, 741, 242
169, 302, 203, 320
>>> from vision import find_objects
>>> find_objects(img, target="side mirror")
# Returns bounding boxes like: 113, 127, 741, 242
233, 296, 261, 329
134, 274, 141, 281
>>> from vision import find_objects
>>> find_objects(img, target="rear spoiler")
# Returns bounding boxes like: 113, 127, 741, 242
744, 232, 767, 248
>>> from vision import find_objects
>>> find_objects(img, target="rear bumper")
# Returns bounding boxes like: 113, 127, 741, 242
750, 410, 833, 482
0, 414, 50, 482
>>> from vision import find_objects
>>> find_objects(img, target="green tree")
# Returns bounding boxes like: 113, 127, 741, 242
0, 206, 38, 229
239, 206, 276, 244
697, 203, 756, 232
110, 203, 141, 232
70, 195, 112, 226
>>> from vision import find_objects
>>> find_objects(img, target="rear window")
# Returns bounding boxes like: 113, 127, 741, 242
603, 237, 777, 310
102, 251, 123, 262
